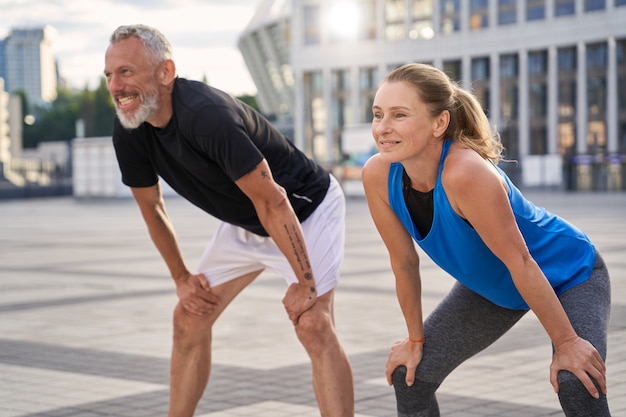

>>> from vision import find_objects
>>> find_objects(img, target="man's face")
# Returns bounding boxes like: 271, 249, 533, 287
104, 37, 160, 129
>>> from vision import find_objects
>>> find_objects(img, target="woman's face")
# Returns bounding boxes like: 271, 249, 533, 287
371, 80, 442, 163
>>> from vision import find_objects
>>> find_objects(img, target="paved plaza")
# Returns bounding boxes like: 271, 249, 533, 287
0, 190, 624, 417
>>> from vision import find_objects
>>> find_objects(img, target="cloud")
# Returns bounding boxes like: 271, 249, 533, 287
0, 0, 259, 95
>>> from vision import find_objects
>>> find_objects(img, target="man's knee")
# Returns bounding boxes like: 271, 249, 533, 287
172, 303, 212, 348
294, 303, 335, 349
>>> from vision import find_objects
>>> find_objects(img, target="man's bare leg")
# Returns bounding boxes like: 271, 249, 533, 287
168, 271, 261, 417
295, 290, 354, 417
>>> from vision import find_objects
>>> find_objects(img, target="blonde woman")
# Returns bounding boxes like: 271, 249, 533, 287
362, 63, 611, 417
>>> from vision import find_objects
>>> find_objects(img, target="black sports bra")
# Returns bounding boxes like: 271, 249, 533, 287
402, 170, 434, 238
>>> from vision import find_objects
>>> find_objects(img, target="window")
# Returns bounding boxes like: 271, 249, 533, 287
359, 67, 379, 123
528, 50, 548, 75
386, 0, 407, 41
528, 51, 548, 154
303, 71, 325, 159
558, 47, 576, 71
471, 57, 490, 79
555, 0, 575, 16
443, 60, 462, 82
471, 57, 491, 113
331, 69, 352, 163
470, 0, 489, 29
584, 0, 605, 11
441, 0, 461, 33
303, 5, 321, 45
617, 39, 626, 152
586, 42, 608, 152
498, 0, 517, 25
500, 54, 519, 158
500, 54, 518, 79
410, 0, 435, 39
557, 47, 577, 155
360, 0, 377, 40
526, 0, 546, 21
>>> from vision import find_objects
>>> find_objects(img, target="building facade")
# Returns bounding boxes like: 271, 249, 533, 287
0, 26, 58, 107
242, 0, 626, 190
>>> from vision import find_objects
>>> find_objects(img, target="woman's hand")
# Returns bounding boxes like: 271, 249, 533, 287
550, 336, 607, 398
386, 337, 425, 387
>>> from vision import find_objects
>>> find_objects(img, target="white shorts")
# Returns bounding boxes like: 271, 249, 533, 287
196, 176, 345, 296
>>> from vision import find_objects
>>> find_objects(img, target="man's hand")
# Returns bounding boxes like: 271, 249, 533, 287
282, 283, 317, 324
175, 273, 220, 316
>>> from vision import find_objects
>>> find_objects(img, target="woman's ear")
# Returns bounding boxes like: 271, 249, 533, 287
433, 110, 450, 137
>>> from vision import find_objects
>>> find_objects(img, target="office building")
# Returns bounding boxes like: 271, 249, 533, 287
0, 26, 58, 107
239, 0, 626, 190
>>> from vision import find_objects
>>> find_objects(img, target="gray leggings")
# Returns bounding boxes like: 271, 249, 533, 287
393, 253, 611, 417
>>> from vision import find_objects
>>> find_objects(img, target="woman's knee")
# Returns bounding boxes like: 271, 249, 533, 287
392, 366, 440, 417
557, 371, 611, 417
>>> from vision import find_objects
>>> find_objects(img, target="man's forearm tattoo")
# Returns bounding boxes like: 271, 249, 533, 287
283, 223, 313, 282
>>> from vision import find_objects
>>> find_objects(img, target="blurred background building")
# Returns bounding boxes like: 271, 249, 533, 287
0, 26, 58, 107
0, 26, 64, 198
238, 0, 626, 192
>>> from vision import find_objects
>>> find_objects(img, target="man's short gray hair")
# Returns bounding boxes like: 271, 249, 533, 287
110, 24, 173, 64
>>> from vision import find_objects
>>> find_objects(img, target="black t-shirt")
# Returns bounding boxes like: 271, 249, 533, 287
112, 78, 330, 236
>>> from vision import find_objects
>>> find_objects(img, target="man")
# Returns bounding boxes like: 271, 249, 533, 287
104, 24, 354, 417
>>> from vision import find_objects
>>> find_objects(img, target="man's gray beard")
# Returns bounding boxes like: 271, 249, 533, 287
116, 93, 159, 130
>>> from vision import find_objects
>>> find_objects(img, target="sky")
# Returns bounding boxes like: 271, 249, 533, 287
0, 0, 260, 96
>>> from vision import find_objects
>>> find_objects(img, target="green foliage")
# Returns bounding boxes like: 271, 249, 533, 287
23, 87, 80, 148
237, 94, 259, 112
22, 77, 116, 148
91, 78, 116, 136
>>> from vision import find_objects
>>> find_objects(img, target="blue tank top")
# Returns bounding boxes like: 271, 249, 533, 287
388, 140, 596, 310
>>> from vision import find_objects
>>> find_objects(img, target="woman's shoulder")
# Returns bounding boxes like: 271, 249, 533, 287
445, 142, 491, 172
442, 142, 506, 192
362, 153, 395, 189
362, 153, 391, 177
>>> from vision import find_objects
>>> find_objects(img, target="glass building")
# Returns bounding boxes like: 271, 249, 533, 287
0, 27, 58, 107
239, 0, 626, 190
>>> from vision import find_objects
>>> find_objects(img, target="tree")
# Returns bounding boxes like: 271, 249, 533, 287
21, 79, 116, 148
22, 87, 80, 148
237, 94, 259, 112
90, 78, 115, 136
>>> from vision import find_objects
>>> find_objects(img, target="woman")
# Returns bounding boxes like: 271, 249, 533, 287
361, 63, 611, 416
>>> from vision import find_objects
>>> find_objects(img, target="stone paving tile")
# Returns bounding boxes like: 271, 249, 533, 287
0, 190, 624, 416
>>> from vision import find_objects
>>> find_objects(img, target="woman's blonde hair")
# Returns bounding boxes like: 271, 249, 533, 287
384, 63, 504, 163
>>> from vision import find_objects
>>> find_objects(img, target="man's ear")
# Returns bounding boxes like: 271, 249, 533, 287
159, 59, 176, 85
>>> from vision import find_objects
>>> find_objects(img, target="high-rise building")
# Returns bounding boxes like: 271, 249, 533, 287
0, 78, 10, 163
0, 26, 58, 107
239, 0, 626, 190
0, 77, 24, 164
